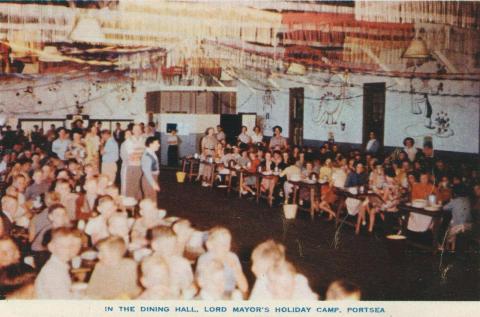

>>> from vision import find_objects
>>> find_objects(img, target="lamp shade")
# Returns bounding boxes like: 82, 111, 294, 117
70, 17, 106, 44
403, 38, 430, 59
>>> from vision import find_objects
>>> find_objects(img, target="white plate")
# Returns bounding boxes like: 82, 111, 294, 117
122, 196, 138, 207
80, 250, 98, 261
424, 206, 440, 211
71, 283, 88, 291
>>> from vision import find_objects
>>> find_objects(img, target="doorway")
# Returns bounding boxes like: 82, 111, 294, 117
289, 88, 304, 147
362, 83, 386, 146
220, 114, 242, 145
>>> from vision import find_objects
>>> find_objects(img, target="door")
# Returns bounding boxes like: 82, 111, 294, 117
362, 83, 386, 147
220, 114, 242, 145
289, 88, 304, 147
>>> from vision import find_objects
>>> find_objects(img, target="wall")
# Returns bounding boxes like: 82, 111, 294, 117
237, 81, 290, 137
236, 72, 480, 154
155, 113, 220, 163
1, 70, 479, 155
0, 74, 148, 125
383, 79, 480, 154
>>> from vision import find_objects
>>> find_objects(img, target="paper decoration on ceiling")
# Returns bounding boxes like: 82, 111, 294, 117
355, 0, 480, 29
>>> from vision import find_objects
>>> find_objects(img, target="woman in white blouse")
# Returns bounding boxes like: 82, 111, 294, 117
251, 126, 264, 146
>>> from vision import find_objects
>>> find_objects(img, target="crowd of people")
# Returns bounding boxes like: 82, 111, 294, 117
0, 121, 363, 300
196, 125, 479, 248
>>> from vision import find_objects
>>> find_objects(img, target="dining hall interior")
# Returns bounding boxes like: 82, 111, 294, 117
0, 0, 479, 301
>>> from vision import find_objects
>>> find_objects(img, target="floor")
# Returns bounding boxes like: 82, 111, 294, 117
158, 169, 480, 300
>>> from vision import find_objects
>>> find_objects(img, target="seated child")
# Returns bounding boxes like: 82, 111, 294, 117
34, 228, 82, 299
325, 279, 361, 300
250, 259, 318, 300
137, 255, 174, 300
150, 226, 195, 299
85, 195, 118, 245
250, 239, 285, 281
196, 227, 248, 297
131, 199, 166, 246
172, 219, 206, 260
196, 259, 238, 300
0, 237, 21, 269
86, 236, 141, 299
107, 213, 131, 246
75, 177, 98, 220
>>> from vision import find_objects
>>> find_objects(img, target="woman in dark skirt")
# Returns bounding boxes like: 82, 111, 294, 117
167, 129, 179, 167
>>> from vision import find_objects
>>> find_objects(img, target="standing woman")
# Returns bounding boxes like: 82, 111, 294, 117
167, 129, 179, 167
85, 125, 100, 171
120, 124, 145, 200
268, 126, 288, 152
199, 127, 218, 186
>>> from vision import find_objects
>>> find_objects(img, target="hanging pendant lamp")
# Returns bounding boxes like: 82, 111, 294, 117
403, 38, 430, 59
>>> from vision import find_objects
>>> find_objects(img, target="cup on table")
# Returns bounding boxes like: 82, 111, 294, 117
72, 256, 82, 269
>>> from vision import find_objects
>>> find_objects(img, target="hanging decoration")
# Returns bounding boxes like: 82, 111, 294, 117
354, 0, 480, 30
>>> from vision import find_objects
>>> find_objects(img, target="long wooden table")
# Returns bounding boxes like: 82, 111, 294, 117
256, 173, 280, 207
333, 187, 384, 227
398, 203, 444, 253
288, 180, 325, 219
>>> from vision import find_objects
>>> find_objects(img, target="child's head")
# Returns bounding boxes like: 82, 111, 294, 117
0, 237, 20, 268
107, 214, 130, 239
326, 279, 361, 300
97, 236, 127, 266
47, 204, 71, 228
1, 195, 18, 217
84, 164, 96, 177
97, 174, 110, 191
150, 226, 177, 256
140, 255, 170, 290
32, 169, 44, 184
251, 240, 285, 278
54, 179, 71, 195
172, 219, 193, 241
0, 265, 36, 299
266, 261, 296, 299
105, 185, 120, 199
196, 259, 226, 298
139, 199, 160, 219
84, 177, 98, 194
205, 227, 231, 255
44, 192, 61, 207
97, 195, 117, 218
47, 228, 82, 262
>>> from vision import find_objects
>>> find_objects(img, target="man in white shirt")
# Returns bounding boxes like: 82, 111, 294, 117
365, 131, 380, 155
35, 228, 82, 299
51, 128, 71, 161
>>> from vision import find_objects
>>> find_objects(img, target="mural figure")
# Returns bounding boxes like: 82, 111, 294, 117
312, 91, 349, 126
405, 94, 455, 140
261, 88, 276, 131
424, 93, 434, 129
